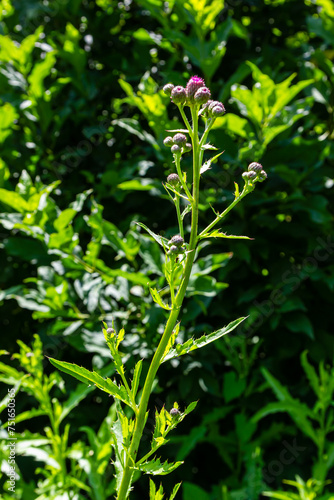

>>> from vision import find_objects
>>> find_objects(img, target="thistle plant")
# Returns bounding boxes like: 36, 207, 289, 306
49, 76, 267, 499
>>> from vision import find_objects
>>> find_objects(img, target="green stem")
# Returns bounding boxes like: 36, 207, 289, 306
116, 106, 201, 500
174, 154, 192, 201
198, 186, 252, 238
175, 195, 184, 239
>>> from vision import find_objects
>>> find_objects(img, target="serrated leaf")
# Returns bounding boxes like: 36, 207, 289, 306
199, 229, 252, 240
136, 222, 169, 248
150, 287, 172, 310
163, 317, 246, 362
136, 457, 183, 475
300, 351, 320, 397
48, 358, 132, 408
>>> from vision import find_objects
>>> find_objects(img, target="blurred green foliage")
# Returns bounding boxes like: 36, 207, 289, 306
0, 0, 333, 498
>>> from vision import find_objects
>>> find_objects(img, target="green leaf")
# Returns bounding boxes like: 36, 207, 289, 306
0, 188, 29, 212
200, 150, 224, 175
150, 287, 171, 310
163, 317, 246, 362
256, 368, 318, 444
199, 229, 252, 240
136, 457, 183, 476
131, 360, 143, 399
136, 222, 169, 248
48, 358, 132, 407
223, 371, 246, 403
300, 351, 320, 397
183, 482, 210, 500
169, 482, 182, 500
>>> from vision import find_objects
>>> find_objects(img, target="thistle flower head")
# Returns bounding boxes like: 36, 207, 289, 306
169, 235, 184, 247
163, 83, 174, 96
211, 104, 225, 117
167, 173, 180, 186
171, 144, 181, 154
163, 136, 174, 147
173, 133, 187, 146
186, 76, 206, 103
171, 86, 186, 105
194, 86, 211, 105
170, 407, 181, 417
183, 143, 192, 153
248, 162, 263, 173
243, 164, 267, 184
258, 170, 267, 182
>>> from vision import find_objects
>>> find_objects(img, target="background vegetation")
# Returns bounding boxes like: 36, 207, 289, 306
0, 0, 333, 498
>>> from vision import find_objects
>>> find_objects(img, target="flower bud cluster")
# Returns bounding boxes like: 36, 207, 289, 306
167, 235, 186, 256
163, 76, 212, 107
242, 162, 267, 184
202, 100, 226, 118
163, 133, 192, 156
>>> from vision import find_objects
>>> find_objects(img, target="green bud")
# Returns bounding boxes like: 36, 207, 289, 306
163, 136, 174, 147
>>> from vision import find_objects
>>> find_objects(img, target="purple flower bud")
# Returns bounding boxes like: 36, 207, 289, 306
169, 244, 179, 254
167, 173, 180, 186
242, 172, 250, 180
171, 86, 186, 105
186, 76, 206, 103
163, 136, 174, 147
170, 407, 181, 416
211, 105, 225, 117
182, 143, 192, 153
171, 144, 181, 154
194, 86, 211, 104
169, 235, 184, 247
248, 162, 263, 173
106, 327, 114, 334
248, 171, 257, 180
163, 83, 174, 96
173, 133, 187, 146
258, 170, 267, 182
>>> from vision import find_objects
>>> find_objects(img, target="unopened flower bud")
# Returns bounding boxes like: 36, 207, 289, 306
167, 173, 180, 186
248, 162, 262, 172
106, 327, 114, 334
242, 172, 250, 180
258, 170, 267, 182
163, 136, 174, 147
186, 76, 206, 104
170, 408, 181, 417
248, 171, 257, 180
169, 235, 184, 247
169, 245, 179, 254
173, 133, 187, 146
211, 104, 225, 117
183, 143, 192, 153
171, 86, 186, 105
194, 86, 211, 104
171, 144, 181, 154
163, 83, 174, 96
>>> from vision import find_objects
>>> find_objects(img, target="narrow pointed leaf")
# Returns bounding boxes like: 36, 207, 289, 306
136, 222, 169, 248
150, 287, 172, 310
169, 483, 182, 500
199, 229, 252, 240
163, 317, 246, 362
48, 358, 132, 407
131, 359, 143, 399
